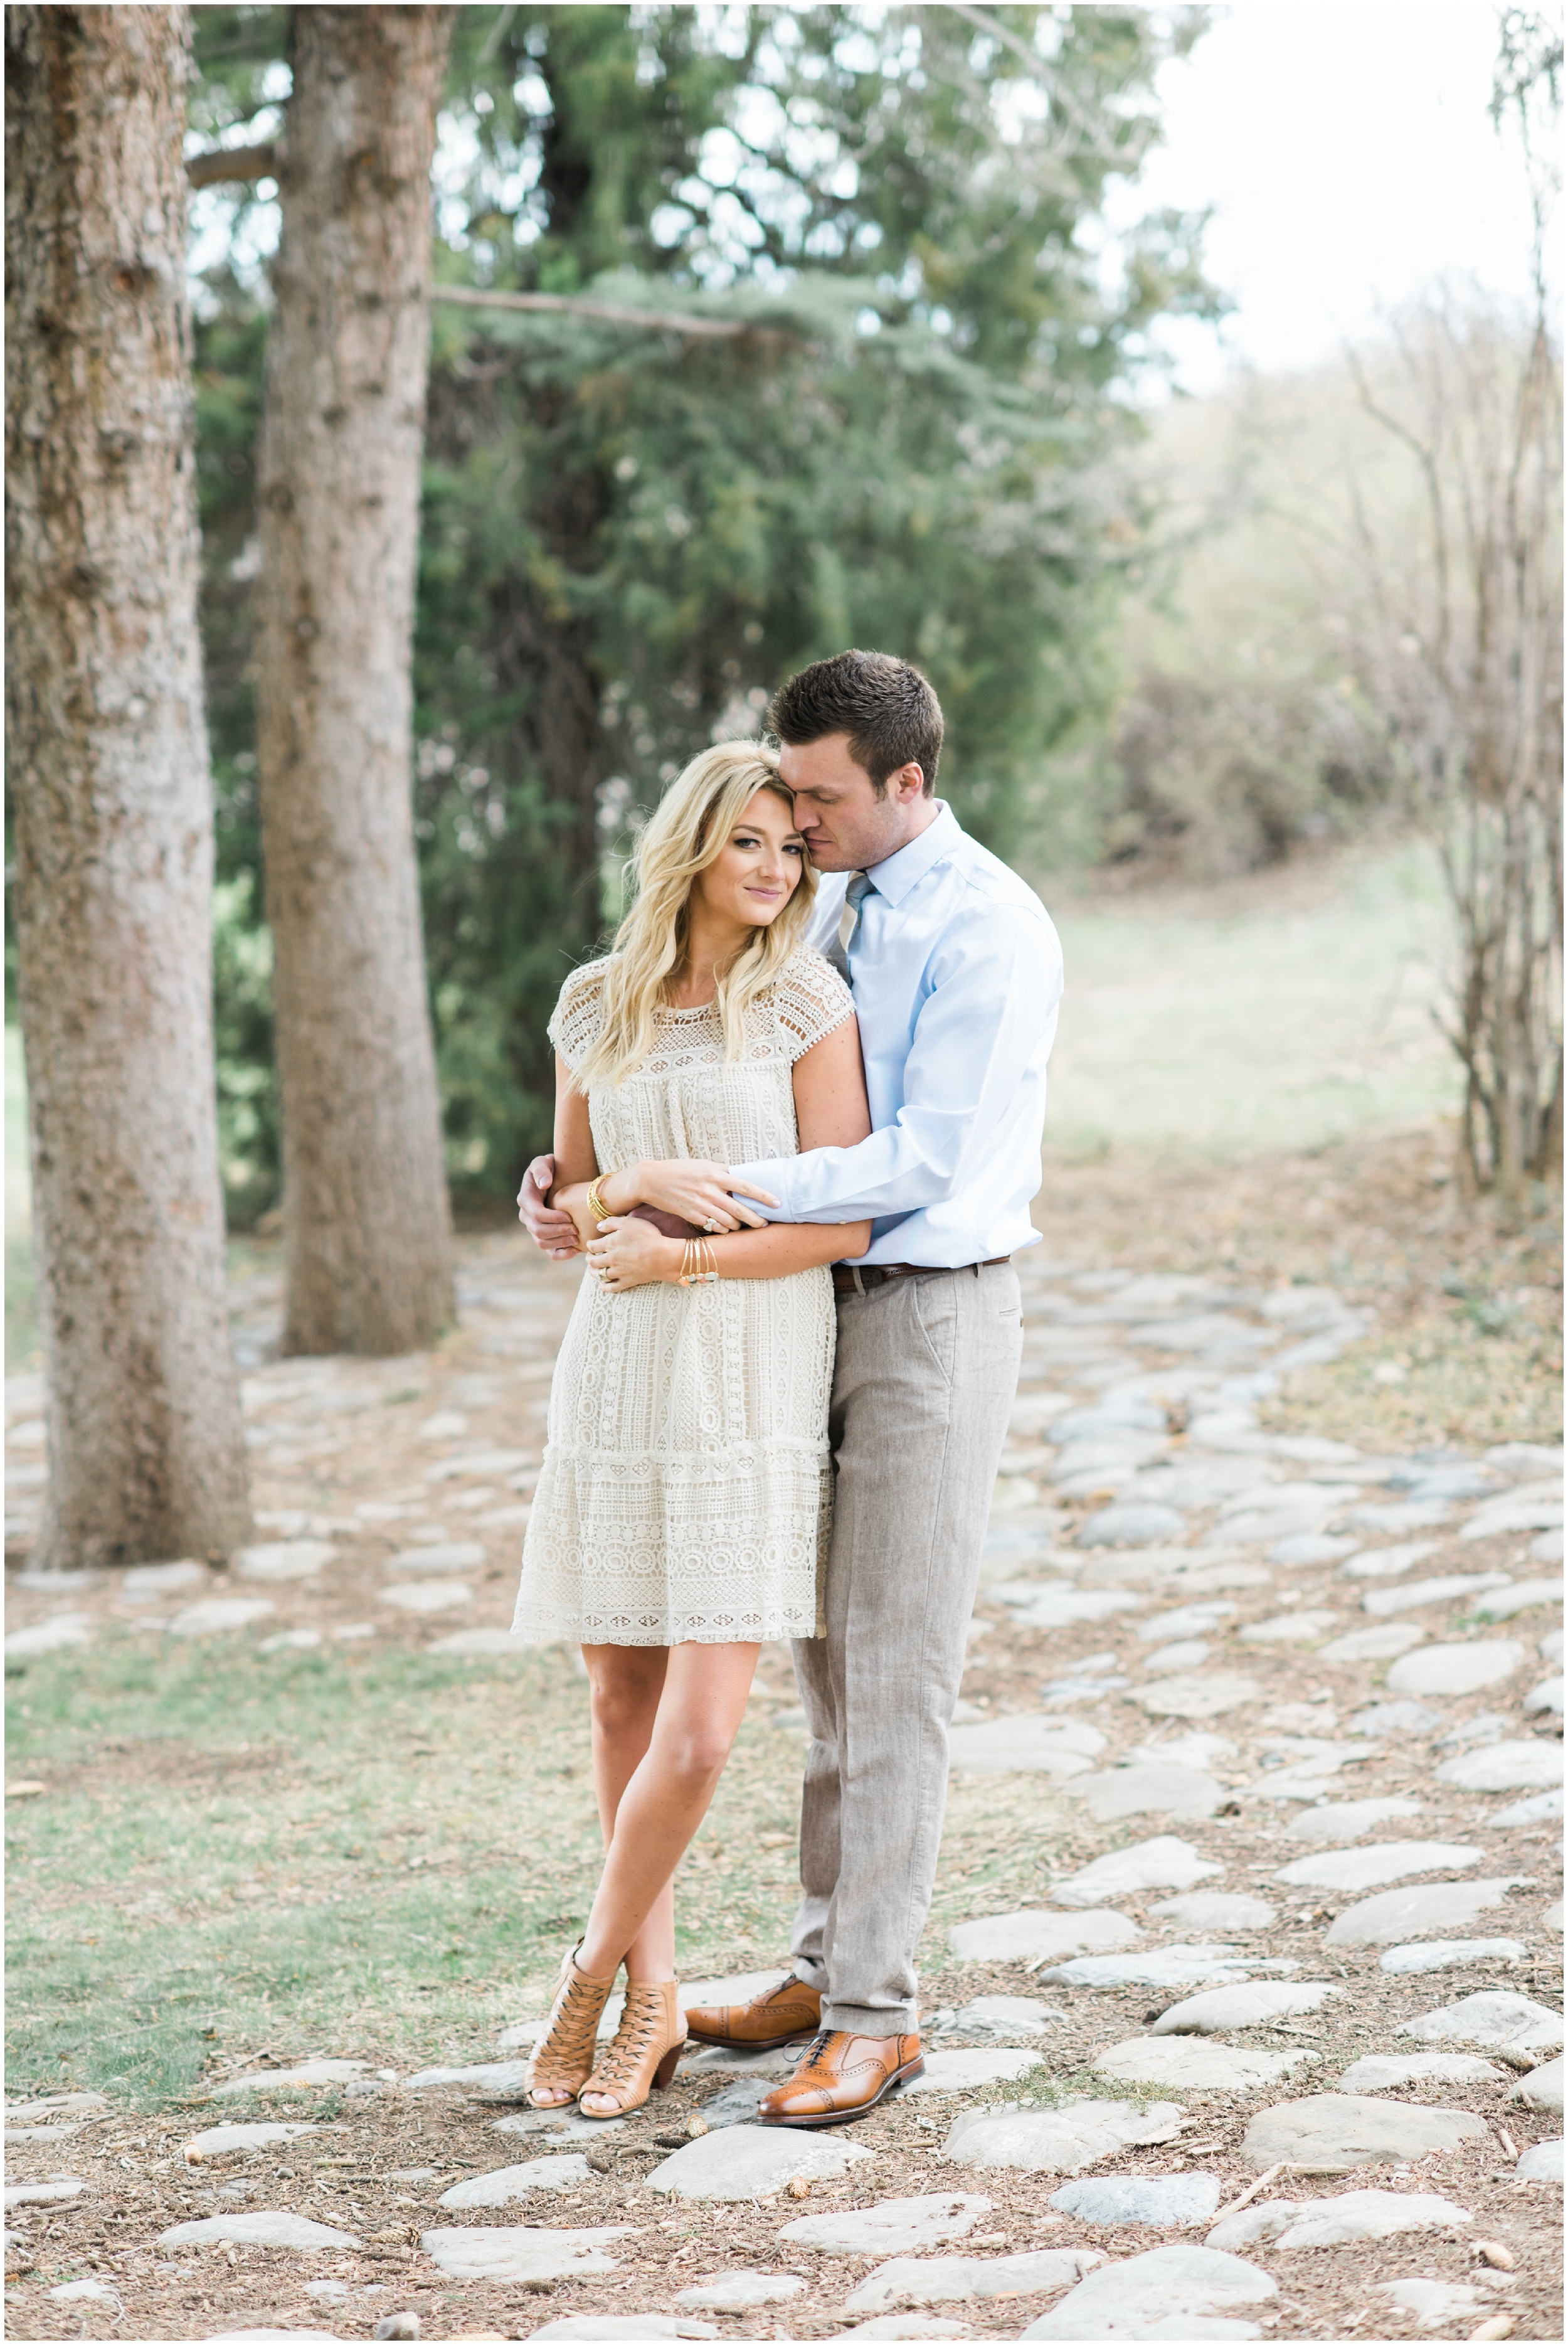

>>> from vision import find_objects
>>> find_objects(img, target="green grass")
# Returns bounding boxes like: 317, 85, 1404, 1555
6, 1635, 1069, 2116
4, 1634, 807, 2112
1042, 841, 1461, 1160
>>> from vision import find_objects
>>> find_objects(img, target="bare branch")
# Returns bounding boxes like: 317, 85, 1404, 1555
186, 141, 277, 189
431, 285, 788, 341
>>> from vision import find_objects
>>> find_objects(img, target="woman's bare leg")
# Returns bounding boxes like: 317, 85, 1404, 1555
581, 1644, 670, 1979
578, 1640, 759, 1985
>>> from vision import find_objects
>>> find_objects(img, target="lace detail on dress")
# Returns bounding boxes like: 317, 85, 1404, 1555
546, 947, 852, 1080
515, 946, 854, 1649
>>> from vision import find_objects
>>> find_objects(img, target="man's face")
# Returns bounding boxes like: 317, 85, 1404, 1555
779, 733, 924, 872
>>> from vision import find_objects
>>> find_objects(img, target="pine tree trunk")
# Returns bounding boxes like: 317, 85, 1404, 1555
5, 4, 252, 1571
256, 5, 455, 1356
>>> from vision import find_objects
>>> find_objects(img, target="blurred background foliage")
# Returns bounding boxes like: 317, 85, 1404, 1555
186, 6, 1530, 1225
191, 1, 1222, 1222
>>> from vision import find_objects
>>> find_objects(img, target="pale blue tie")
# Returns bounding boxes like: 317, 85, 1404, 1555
829, 871, 872, 979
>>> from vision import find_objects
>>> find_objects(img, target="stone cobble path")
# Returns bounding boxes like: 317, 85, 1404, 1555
4, 1232, 1562, 2341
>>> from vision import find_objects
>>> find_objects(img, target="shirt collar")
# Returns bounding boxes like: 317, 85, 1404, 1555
864, 800, 960, 908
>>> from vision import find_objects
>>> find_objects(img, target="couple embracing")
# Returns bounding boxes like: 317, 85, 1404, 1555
513, 651, 1062, 2127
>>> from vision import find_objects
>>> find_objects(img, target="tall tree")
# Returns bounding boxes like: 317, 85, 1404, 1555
5, 4, 251, 1570
187, 4, 1216, 1203
255, 5, 455, 1354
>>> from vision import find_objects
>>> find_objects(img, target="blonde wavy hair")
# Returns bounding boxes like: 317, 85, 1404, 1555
574, 741, 817, 1088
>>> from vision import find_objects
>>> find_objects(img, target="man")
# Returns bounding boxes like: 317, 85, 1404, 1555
518, 649, 1062, 2124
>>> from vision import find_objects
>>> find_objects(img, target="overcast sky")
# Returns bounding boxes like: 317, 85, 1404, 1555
1115, 1, 1545, 394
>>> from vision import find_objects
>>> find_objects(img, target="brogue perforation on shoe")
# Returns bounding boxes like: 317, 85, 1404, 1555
756, 2026, 924, 2127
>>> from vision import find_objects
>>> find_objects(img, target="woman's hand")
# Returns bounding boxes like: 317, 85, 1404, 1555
586, 1215, 686, 1293
617, 1157, 778, 1233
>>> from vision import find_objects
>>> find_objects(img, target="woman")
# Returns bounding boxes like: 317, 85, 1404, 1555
513, 740, 871, 2120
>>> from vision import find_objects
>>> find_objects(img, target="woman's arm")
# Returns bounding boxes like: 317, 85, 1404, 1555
587, 1018, 873, 1287
546, 1057, 599, 1253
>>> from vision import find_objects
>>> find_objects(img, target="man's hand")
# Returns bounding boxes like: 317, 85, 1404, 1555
633, 1158, 777, 1231
517, 1153, 580, 1260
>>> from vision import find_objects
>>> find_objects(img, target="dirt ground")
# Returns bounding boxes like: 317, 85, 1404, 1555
5, 1114, 1562, 2342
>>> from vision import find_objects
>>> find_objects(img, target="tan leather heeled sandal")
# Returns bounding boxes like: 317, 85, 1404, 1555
578, 1977, 686, 2119
527, 1945, 618, 2110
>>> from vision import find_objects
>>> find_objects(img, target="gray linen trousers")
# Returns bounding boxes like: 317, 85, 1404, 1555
788, 1257, 1023, 2034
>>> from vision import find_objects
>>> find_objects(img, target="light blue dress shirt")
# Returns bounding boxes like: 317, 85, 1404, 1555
733, 802, 1064, 1266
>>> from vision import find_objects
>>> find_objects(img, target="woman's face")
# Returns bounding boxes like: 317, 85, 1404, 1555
692, 787, 805, 932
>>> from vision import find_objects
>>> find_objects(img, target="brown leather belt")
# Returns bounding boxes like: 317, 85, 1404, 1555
832, 1257, 1009, 1295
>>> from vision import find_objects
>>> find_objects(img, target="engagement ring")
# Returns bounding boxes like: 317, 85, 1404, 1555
702, 1218, 716, 1232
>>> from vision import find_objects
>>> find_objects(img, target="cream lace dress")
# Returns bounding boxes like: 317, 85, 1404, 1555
512, 945, 856, 1648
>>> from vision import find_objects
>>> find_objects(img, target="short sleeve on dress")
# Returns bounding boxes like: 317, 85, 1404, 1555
773, 947, 856, 1065
548, 958, 611, 1075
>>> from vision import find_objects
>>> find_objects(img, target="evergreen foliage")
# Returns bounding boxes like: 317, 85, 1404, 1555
190, 4, 1217, 1213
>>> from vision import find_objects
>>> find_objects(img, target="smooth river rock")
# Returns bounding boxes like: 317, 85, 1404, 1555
675, 2273, 805, 2309
211, 2060, 368, 2098
1022, 2243, 1278, 2340
842, 2247, 1102, 2314
1385, 1640, 1525, 1696
645, 2123, 873, 2200
4, 1614, 93, 1658
1272, 1841, 1480, 1892
438, 2155, 590, 2206
1360, 1571, 1512, 1617
1336, 2053, 1507, 2090
1473, 1577, 1564, 1620
1149, 1893, 1276, 1933
1050, 2174, 1222, 2228
780, 2193, 991, 2258
385, 1541, 486, 1575
1325, 1876, 1533, 1947
165, 1598, 276, 1639
1237, 1611, 1339, 1644
1206, 2187, 1471, 2252
1281, 1798, 1423, 1846
1041, 1944, 1293, 1992
379, 1579, 472, 1613
946, 1716, 1098, 1775
1435, 1739, 1562, 1792
1515, 2137, 1564, 2181
903, 2050, 1044, 2093
1067, 1765, 1224, 1822
233, 1539, 337, 1583
184, 2122, 318, 2161
948, 1908, 1140, 1964
1130, 1674, 1262, 1720
1510, 2055, 1564, 2112
1052, 1836, 1223, 1906
943, 2099, 1187, 2176
1318, 1624, 1426, 1664
1093, 2041, 1320, 2093
1489, 1787, 1564, 1825
157, 2211, 359, 2251
1238, 2094, 1489, 2169
1400, 1991, 1564, 2051
420, 2225, 630, 2282
1378, 1938, 1527, 1975
1079, 1503, 1188, 1548
1151, 1982, 1339, 2035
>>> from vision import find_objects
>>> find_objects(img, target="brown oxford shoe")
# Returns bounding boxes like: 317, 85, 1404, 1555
755, 2028, 924, 2127
683, 1972, 822, 2051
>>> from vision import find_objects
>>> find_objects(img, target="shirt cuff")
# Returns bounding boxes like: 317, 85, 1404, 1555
731, 1159, 795, 1222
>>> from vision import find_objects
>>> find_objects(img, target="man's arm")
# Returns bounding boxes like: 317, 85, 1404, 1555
731, 904, 1062, 1223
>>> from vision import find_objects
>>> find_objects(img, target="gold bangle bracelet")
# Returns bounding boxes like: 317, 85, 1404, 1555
586, 1175, 613, 1223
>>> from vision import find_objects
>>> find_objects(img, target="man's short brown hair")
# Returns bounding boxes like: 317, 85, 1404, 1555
767, 650, 943, 795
